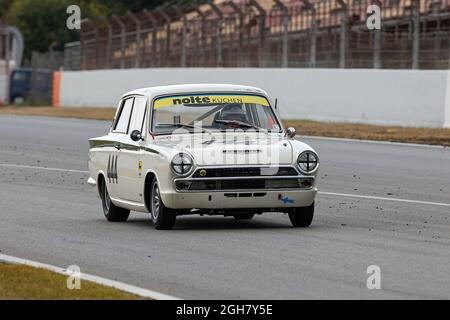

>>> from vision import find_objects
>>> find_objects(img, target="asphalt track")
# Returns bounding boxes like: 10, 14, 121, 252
0, 115, 449, 299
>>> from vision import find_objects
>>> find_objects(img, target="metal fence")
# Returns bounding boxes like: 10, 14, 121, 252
65, 0, 450, 70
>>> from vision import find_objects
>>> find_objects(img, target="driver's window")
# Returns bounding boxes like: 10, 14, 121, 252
129, 96, 147, 134
113, 98, 134, 133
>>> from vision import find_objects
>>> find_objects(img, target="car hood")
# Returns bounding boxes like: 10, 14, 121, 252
155, 133, 294, 166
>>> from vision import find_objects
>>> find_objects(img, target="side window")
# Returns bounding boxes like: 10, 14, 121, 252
255, 105, 279, 131
114, 98, 134, 133
129, 96, 147, 133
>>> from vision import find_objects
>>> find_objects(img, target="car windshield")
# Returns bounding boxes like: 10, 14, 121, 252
152, 93, 281, 134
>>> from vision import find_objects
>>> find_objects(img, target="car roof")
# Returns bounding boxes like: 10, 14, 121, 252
122, 84, 269, 99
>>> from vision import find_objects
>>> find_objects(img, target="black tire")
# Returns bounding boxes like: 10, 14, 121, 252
288, 202, 314, 227
100, 178, 130, 222
233, 213, 255, 220
150, 177, 176, 230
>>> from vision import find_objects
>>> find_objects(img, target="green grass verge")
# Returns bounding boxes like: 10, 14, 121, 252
0, 263, 143, 300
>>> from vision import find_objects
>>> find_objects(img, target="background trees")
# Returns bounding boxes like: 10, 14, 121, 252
1, 0, 185, 61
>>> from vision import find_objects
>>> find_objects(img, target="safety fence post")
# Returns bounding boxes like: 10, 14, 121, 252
412, 0, 420, 69
226, 1, 245, 67
100, 16, 112, 68
337, 0, 348, 68
250, 0, 267, 67
274, 0, 289, 68
209, 2, 224, 67
157, 6, 172, 67
142, 9, 159, 67
112, 15, 126, 69
128, 12, 141, 68
302, 0, 317, 68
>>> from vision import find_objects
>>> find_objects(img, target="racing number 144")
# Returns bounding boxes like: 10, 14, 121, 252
107, 155, 118, 184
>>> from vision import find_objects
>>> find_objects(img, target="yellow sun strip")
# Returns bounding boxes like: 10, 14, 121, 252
154, 95, 270, 109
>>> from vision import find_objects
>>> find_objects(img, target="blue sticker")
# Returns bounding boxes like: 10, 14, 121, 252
279, 195, 294, 204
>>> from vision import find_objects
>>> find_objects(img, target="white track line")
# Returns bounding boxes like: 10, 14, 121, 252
0, 163, 88, 174
2, 163, 449, 208
0, 253, 180, 300
319, 191, 450, 208
301, 135, 448, 149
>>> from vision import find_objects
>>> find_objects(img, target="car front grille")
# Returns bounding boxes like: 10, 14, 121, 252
175, 177, 314, 191
192, 166, 298, 178
175, 166, 314, 192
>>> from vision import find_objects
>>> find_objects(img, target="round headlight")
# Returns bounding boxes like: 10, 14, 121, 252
297, 151, 319, 174
171, 153, 194, 176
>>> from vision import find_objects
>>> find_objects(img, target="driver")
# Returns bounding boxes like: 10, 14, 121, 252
216, 104, 248, 123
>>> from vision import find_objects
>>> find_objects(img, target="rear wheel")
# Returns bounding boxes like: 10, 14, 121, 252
288, 202, 314, 227
100, 178, 130, 222
233, 213, 254, 220
150, 178, 176, 230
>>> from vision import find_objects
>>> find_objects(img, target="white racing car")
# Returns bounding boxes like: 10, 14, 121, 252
88, 84, 319, 229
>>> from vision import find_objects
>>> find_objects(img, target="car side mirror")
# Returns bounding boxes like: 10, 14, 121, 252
286, 127, 296, 138
130, 130, 143, 142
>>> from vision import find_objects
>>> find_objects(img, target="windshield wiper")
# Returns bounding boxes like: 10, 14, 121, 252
157, 123, 211, 133
214, 119, 265, 131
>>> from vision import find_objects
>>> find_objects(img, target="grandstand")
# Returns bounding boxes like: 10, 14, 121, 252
66, 0, 450, 70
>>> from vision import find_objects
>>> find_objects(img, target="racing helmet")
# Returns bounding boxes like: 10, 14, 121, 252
217, 104, 248, 123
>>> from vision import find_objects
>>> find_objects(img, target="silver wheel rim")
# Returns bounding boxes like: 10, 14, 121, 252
152, 182, 160, 221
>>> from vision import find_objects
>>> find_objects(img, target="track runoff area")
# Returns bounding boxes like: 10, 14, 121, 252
0, 116, 449, 309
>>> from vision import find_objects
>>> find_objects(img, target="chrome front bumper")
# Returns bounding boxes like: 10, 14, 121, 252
161, 188, 317, 209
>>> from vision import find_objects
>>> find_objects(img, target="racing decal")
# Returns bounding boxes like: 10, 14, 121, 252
278, 194, 294, 204
89, 140, 159, 155
138, 160, 143, 177
107, 155, 118, 184
154, 94, 270, 109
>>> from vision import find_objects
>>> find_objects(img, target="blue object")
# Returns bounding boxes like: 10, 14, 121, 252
281, 196, 294, 204
9, 68, 52, 104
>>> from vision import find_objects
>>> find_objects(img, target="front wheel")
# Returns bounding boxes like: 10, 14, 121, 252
288, 202, 314, 227
100, 178, 130, 222
150, 178, 176, 230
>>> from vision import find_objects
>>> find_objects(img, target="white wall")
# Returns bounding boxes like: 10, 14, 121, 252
445, 72, 450, 128
60, 68, 450, 128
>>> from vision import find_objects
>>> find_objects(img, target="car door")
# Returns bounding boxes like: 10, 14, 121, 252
106, 97, 134, 199
115, 95, 147, 203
